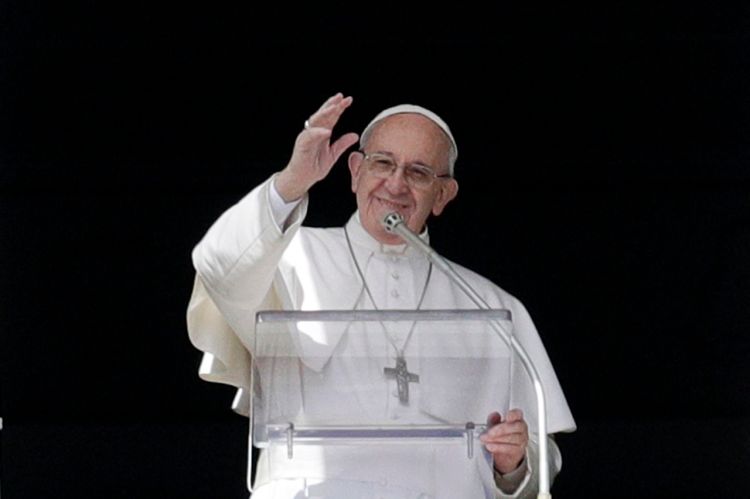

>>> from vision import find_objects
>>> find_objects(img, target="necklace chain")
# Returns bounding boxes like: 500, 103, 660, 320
344, 225, 432, 356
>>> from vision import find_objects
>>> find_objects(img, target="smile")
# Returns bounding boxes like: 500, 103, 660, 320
376, 197, 410, 211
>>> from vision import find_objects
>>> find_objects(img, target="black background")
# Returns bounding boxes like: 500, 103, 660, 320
2, 2, 749, 497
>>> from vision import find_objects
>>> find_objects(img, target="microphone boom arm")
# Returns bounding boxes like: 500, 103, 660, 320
383, 213, 552, 499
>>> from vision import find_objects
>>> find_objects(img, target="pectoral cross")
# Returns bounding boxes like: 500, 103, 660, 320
384, 356, 420, 404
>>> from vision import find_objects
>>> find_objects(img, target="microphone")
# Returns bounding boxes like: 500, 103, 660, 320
382, 212, 405, 233
382, 212, 554, 499
383, 212, 440, 261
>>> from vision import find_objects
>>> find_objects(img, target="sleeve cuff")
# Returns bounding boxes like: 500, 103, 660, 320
494, 456, 530, 496
269, 174, 303, 231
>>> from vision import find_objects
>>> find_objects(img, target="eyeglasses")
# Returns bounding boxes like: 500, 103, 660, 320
360, 151, 451, 188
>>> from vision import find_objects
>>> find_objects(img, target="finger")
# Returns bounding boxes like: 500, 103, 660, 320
330, 132, 359, 161
320, 92, 344, 109
294, 127, 333, 153
481, 429, 528, 446
506, 409, 524, 423
315, 96, 352, 129
480, 424, 527, 442
310, 93, 344, 116
482, 420, 528, 440
483, 441, 526, 454
486, 411, 503, 426
309, 95, 353, 129
303, 94, 341, 130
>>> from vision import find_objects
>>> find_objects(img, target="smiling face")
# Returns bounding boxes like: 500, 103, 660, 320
348, 113, 459, 245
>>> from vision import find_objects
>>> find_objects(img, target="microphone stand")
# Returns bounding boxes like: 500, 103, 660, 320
383, 213, 552, 499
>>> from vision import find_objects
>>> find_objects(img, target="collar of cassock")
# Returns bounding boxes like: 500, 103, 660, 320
346, 211, 430, 259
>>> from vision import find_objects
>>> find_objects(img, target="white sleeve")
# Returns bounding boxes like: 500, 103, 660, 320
493, 435, 562, 499
187, 174, 308, 399
269, 175, 303, 231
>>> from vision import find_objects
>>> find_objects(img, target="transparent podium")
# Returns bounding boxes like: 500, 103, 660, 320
251, 309, 515, 486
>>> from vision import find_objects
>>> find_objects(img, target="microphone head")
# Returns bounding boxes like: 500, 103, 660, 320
382, 212, 404, 233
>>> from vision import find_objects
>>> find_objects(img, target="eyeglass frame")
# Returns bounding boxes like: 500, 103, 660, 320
358, 150, 453, 188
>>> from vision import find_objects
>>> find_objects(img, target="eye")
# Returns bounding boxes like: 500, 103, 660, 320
406, 165, 431, 181
371, 156, 396, 171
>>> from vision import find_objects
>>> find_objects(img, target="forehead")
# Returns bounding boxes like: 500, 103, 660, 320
366, 114, 451, 166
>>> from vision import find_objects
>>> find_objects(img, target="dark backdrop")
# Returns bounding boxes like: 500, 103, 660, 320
2, 2, 749, 497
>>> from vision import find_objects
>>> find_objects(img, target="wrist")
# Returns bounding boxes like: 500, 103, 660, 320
274, 168, 309, 203
495, 455, 526, 475
494, 457, 528, 494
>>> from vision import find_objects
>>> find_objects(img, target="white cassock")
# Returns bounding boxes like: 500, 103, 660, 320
187, 175, 576, 499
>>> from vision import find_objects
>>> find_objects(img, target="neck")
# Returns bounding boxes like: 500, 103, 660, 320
366, 222, 424, 247
348, 212, 429, 257
374, 231, 408, 246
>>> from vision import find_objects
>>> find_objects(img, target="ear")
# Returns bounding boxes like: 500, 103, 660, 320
431, 178, 459, 216
348, 151, 364, 193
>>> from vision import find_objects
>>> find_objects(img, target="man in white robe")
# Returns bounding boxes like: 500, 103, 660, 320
187, 93, 576, 498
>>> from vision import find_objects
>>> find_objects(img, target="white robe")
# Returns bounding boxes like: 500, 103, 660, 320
187, 175, 576, 498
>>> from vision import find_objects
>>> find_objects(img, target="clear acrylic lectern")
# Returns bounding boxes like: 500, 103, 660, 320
251, 309, 514, 481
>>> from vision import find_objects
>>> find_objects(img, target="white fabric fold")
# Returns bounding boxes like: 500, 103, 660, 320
186, 174, 576, 498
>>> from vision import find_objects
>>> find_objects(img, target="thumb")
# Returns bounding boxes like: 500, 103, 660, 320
330, 132, 359, 161
486, 411, 503, 426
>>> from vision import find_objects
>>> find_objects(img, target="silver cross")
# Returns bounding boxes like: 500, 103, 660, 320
384, 357, 420, 404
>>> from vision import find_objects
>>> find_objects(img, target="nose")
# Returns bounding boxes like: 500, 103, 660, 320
384, 165, 410, 193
